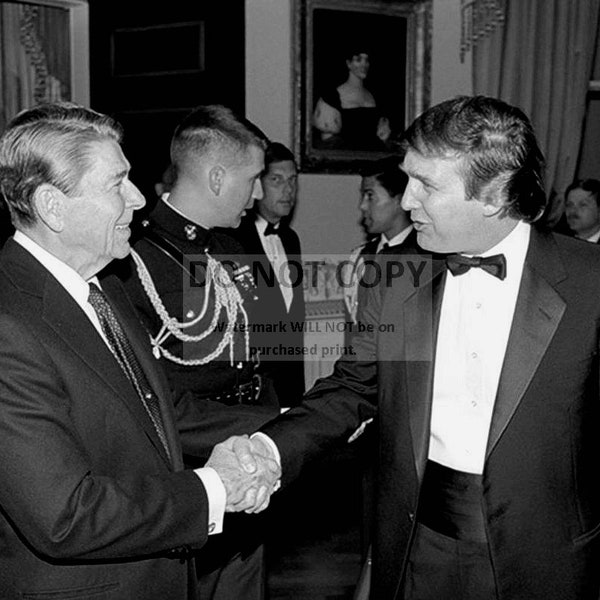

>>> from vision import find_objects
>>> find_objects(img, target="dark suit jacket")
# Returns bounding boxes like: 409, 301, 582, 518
0, 238, 214, 599
231, 214, 306, 406
261, 227, 600, 600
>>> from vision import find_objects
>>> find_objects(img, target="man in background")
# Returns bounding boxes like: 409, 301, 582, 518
344, 155, 416, 324
564, 178, 600, 242
0, 102, 277, 600
231, 141, 305, 407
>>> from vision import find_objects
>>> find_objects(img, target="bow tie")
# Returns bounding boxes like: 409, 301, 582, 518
264, 222, 281, 236
445, 253, 507, 280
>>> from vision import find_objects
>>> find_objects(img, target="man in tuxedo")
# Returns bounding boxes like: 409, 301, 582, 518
231, 142, 305, 407
564, 178, 600, 242
344, 155, 417, 324
235, 95, 600, 599
0, 103, 278, 600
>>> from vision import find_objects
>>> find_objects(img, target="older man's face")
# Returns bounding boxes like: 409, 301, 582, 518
61, 139, 145, 279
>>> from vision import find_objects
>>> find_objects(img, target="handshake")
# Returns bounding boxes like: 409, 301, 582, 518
206, 434, 280, 514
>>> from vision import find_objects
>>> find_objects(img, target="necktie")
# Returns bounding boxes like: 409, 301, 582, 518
264, 222, 280, 236
88, 283, 171, 460
445, 253, 507, 280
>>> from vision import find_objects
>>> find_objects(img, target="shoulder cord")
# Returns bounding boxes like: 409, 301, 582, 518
130, 249, 249, 366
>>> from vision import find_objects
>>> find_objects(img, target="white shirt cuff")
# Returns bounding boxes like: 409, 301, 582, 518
194, 467, 225, 535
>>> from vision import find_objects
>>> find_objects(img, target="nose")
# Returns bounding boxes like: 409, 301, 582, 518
359, 196, 369, 212
401, 181, 420, 211
252, 178, 263, 203
126, 180, 146, 210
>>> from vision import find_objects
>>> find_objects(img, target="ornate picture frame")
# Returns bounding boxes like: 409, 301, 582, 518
292, 0, 432, 173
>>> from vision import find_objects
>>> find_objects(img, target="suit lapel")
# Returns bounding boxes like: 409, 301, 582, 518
486, 230, 566, 458
403, 258, 446, 481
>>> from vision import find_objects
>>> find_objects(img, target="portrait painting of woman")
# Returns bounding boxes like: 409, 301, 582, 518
295, 0, 431, 173
312, 46, 392, 151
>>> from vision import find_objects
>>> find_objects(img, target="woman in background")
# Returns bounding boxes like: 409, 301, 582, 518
312, 47, 391, 151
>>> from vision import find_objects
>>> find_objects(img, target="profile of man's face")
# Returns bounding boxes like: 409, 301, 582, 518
60, 139, 145, 277
257, 160, 298, 223
219, 145, 265, 228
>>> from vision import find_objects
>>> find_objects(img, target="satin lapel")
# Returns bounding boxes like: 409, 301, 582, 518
41, 274, 173, 468
486, 231, 567, 458
101, 276, 178, 468
403, 259, 446, 481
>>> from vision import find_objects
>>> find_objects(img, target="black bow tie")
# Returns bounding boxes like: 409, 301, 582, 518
264, 222, 281, 236
445, 253, 507, 280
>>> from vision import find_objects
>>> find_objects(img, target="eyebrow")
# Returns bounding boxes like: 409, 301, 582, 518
108, 168, 129, 185
402, 166, 435, 187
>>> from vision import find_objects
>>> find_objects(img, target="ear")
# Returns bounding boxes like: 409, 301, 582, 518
480, 173, 511, 214
32, 184, 66, 232
208, 165, 226, 196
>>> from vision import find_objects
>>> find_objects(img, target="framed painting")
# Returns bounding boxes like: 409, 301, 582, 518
292, 0, 432, 173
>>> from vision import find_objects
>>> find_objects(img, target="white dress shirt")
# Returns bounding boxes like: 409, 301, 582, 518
13, 230, 225, 533
256, 215, 294, 312
428, 221, 531, 474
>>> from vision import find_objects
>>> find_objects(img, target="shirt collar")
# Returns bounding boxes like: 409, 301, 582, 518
256, 214, 280, 234
13, 230, 91, 307
162, 196, 211, 231
379, 225, 413, 251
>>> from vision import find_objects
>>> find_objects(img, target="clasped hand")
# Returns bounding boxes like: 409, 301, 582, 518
206, 435, 280, 514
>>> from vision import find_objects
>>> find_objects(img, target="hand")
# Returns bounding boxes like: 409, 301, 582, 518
206, 435, 280, 513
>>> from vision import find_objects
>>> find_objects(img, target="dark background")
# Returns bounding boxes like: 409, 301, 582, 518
88, 0, 246, 218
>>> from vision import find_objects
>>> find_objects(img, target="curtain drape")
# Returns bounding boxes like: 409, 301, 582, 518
0, 3, 69, 133
473, 0, 600, 226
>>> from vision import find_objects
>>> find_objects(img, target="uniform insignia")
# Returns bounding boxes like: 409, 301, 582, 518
184, 224, 197, 240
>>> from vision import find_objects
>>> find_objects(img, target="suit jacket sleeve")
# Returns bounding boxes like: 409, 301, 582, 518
258, 277, 381, 484
0, 311, 209, 561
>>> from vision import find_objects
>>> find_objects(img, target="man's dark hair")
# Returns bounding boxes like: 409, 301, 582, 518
360, 156, 408, 199
565, 178, 600, 207
264, 142, 296, 170
401, 95, 546, 222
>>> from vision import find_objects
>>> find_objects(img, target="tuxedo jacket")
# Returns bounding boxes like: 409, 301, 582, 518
231, 214, 306, 406
261, 227, 600, 600
0, 239, 269, 599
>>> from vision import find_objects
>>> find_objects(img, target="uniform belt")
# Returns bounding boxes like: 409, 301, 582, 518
203, 374, 262, 406
417, 460, 487, 543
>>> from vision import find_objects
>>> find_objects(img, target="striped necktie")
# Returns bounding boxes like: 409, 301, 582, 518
88, 283, 171, 460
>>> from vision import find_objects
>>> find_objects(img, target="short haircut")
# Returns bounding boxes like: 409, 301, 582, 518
170, 104, 268, 173
360, 155, 408, 198
264, 142, 296, 171
0, 102, 122, 227
401, 95, 546, 222
565, 178, 600, 206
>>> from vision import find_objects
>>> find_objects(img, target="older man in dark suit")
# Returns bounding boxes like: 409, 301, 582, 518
233, 95, 600, 600
0, 103, 278, 600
